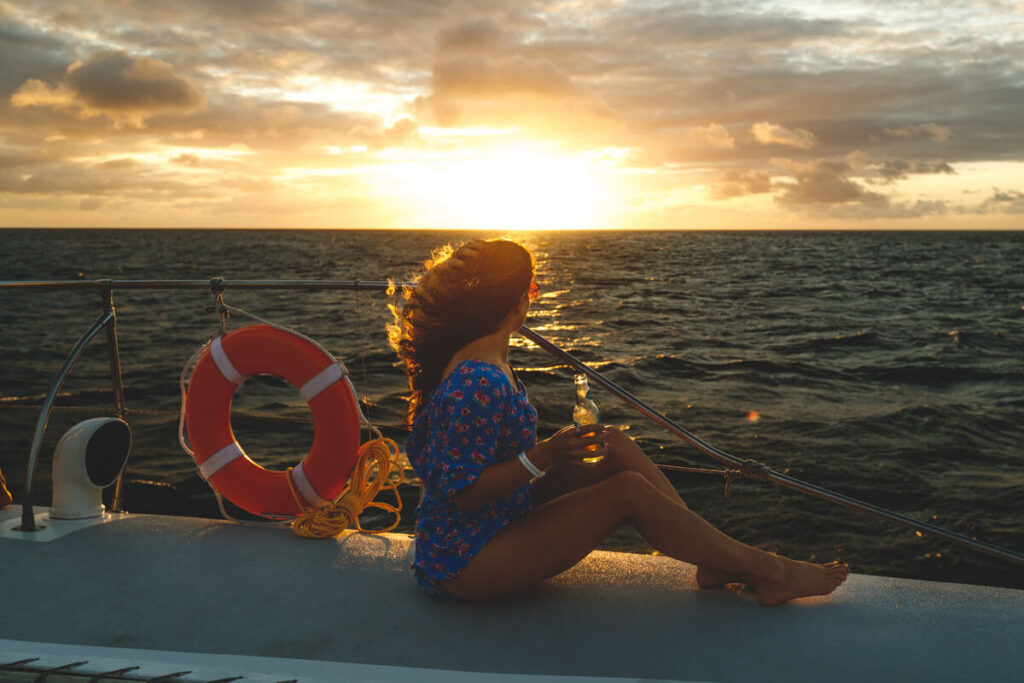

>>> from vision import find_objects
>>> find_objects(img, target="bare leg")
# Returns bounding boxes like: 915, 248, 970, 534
531, 426, 741, 589
603, 428, 757, 589
444, 471, 848, 603
532, 426, 685, 505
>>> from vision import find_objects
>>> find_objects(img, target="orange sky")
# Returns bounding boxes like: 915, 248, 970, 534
1, 1, 1023, 229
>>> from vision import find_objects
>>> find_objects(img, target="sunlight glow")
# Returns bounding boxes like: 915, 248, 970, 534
389, 146, 617, 230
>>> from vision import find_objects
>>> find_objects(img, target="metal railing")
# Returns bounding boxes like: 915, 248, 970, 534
2, 278, 1023, 571
9, 282, 127, 531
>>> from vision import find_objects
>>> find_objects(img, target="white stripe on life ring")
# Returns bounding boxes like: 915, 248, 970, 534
299, 363, 345, 402
210, 336, 247, 385
200, 442, 245, 480
291, 461, 329, 507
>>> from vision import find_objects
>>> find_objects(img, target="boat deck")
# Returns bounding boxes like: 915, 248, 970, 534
2, 505, 1022, 682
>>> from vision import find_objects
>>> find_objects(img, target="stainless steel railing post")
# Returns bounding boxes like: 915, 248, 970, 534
17, 310, 114, 531
99, 281, 129, 513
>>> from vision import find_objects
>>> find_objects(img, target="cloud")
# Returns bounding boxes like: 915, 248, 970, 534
79, 196, 107, 210
143, 96, 381, 151
765, 155, 952, 219
437, 18, 504, 52
0, 158, 201, 197
432, 54, 577, 100
884, 123, 952, 142
823, 197, 948, 220
751, 122, 817, 150
970, 188, 1024, 214
11, 51, 204, 124
381, 117, 419, 146
171, 153, 201, 167
691, 124, 735, 150
710, 169, 772, 199
876, 159, 956, 182
773, 157, 886, 205
417, 18, 614, 131
604, 5, 849, 46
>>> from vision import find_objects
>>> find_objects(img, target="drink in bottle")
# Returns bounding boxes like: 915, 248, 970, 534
572, 373, 604, 464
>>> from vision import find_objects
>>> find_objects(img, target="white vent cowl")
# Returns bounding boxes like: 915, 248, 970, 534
50, 417, 131, 520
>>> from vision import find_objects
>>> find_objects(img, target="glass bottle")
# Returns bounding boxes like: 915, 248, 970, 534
572, 373, 604, 464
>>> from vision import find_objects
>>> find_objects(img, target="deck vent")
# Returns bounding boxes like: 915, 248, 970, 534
50, 418, 132, 520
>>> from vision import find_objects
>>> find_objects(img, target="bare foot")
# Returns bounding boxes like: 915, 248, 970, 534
696, 565, 745, 589
754, 557, 849, 606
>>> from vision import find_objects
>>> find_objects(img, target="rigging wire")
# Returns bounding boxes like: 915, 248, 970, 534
518, 324, 1024, 570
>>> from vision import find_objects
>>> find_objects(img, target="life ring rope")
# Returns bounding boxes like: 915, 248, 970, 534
289, 437, 405, 539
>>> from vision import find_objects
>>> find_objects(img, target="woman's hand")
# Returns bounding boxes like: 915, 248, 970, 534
454, 424, 607, 511
537, 424, 608, 468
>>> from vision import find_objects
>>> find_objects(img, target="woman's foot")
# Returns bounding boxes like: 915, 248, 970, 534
754, 557, 849, 606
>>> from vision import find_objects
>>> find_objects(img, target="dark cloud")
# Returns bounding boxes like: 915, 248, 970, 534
711, 169, 772, 200
605, 4, 850, 45
11, 51, 204, 122
883, 123, 952, 142
143, 97, 379, 151
774, 158, 887, 205
0, 151, 51, 169
438, 18, 504, 52
66, 51, 203, 112
973, 188, 1024, 214
822, 197, 949, 220
876, 159, 956, 182
0, 13, 76, 95
0, 159, 202, 198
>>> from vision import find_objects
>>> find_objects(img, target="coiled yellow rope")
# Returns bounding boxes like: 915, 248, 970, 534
287, 437, 405, 539
0, 466, 12, 509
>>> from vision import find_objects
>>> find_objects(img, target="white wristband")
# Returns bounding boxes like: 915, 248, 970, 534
518, 451, 545, 478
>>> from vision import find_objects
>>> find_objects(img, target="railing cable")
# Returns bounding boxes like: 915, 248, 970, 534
518, 324, 1024, 570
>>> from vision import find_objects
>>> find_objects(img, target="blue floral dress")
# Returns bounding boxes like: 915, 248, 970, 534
407, 359, 538, 596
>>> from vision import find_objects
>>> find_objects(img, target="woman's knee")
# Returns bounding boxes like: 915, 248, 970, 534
601, 470, 658, 509
603, 425, 630, 446
602, 426, 645, 466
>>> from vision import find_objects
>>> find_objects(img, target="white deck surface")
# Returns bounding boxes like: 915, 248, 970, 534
2, 505, 1023, 682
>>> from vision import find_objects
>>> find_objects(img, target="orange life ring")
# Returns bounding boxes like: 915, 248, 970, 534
185, 325, 362, 516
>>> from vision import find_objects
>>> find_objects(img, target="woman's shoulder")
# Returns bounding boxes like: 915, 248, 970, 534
410, 360, 520, 441
439, 359, 513, 398
449, 358, 510, 384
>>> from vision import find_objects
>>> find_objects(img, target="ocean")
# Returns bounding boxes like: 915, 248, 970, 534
1, 228, 1022, 588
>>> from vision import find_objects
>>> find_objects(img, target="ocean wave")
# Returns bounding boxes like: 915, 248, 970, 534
772, 331, 884, 355
856, 365, 1017, 386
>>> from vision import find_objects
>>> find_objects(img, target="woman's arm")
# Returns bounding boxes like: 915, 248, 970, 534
453, 426, 606, 512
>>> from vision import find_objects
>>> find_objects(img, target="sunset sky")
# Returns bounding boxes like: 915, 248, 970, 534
2, 0, 1022, 230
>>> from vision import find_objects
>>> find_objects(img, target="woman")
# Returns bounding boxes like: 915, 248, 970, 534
389, 238, 848, 603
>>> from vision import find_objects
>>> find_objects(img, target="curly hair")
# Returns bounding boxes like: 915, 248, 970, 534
388, 238, 535, 427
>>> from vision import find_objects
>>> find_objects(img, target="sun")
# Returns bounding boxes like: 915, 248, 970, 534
390, 145, 616, 230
